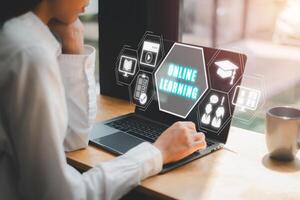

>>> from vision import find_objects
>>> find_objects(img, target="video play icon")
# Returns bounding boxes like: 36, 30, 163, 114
145, 52, 153, 64
140, 41, 160, 68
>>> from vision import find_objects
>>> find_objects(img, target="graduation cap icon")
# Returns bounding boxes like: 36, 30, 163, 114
215, 60, 239, 85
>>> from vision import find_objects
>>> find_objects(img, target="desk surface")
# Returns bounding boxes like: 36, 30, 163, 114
67, 95, 300, 200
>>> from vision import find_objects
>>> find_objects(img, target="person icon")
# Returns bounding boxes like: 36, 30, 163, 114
212, 97, 225, 129
201, 95, 219, 125
201, 104, 213, 125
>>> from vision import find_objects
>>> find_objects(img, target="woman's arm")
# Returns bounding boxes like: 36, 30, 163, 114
58, 45, 97, 151
10, 45, 162, 200
49, 19, 98, 151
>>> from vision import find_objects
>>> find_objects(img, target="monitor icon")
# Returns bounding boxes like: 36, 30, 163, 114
118, 55, 137, 77
232, 86, 261, 112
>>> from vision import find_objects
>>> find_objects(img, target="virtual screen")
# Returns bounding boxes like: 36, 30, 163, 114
158, 63, 199, 100
115, 32, 247, 143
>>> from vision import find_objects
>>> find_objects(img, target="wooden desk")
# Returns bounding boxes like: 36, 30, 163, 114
67, 95, 300, 200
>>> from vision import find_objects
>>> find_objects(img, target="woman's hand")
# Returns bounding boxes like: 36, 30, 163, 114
154, 121, 207, 164
48, 18, 85, 54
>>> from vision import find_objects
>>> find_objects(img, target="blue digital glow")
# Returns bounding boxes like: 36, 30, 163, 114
158, 63, 200, 100
167, 63, 198, 82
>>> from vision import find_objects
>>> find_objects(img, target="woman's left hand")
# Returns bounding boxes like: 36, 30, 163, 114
48, 18, 85, 54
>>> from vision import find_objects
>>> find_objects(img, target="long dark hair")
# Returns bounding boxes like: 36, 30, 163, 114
0, 0, 41, 26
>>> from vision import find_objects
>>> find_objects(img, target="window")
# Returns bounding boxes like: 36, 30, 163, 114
180, 0, 300, 133
80, 0, 99, 93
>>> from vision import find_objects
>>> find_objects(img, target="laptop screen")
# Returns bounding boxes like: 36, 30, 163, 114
117, 37, 247, 144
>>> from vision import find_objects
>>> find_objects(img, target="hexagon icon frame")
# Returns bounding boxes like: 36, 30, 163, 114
137, 32, 165, 72
208, 50, 245, 93
197, 90, 232, 134
154, 43, 209, 118
115, 46, 140, 86
231, 74, 266, 125
128, 70, 156, 110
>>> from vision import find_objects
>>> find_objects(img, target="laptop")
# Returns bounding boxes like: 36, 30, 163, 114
90, 40, 247, 173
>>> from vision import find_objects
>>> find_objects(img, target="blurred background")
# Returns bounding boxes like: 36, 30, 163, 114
82, 0, 300, 134
80, 0, 99, 92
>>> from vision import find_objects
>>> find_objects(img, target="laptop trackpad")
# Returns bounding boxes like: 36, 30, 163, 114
97, 132, 145, 154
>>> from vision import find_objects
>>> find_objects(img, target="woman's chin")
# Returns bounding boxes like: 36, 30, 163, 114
57, 16, 78, 25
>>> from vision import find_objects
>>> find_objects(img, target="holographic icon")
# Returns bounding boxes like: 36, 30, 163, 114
134, 74, 149, 104
118, 55, 137, 77
211, 97, 225, 129
201, 95, 226, 129
155, 43, 208, 118
215, 60, 239, 85
232, 86, 261, 112
140, 41, 160, 68
201, 95, 218, 125
201, 103, 213, 125
139, 93, 148, 105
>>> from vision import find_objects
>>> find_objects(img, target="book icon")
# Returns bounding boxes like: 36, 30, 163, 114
123, 59, 133, 71
118, 55, 137, 77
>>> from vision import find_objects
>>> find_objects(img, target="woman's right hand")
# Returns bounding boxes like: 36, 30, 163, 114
154, 121, 207, 164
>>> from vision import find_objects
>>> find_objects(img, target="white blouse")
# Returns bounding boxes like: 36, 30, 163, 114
0, 12, 162, 200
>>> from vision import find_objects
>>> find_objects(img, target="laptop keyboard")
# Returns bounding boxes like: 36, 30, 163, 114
105, 115, 215, 146
105, 116, 167, 142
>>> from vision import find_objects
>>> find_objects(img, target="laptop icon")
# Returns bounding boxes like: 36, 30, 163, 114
90, 41, 247, 173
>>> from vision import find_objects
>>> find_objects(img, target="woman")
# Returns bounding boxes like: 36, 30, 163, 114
0, 0, 207, 199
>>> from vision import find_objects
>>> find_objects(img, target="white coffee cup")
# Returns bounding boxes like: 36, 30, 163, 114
266, 106, 300, 161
